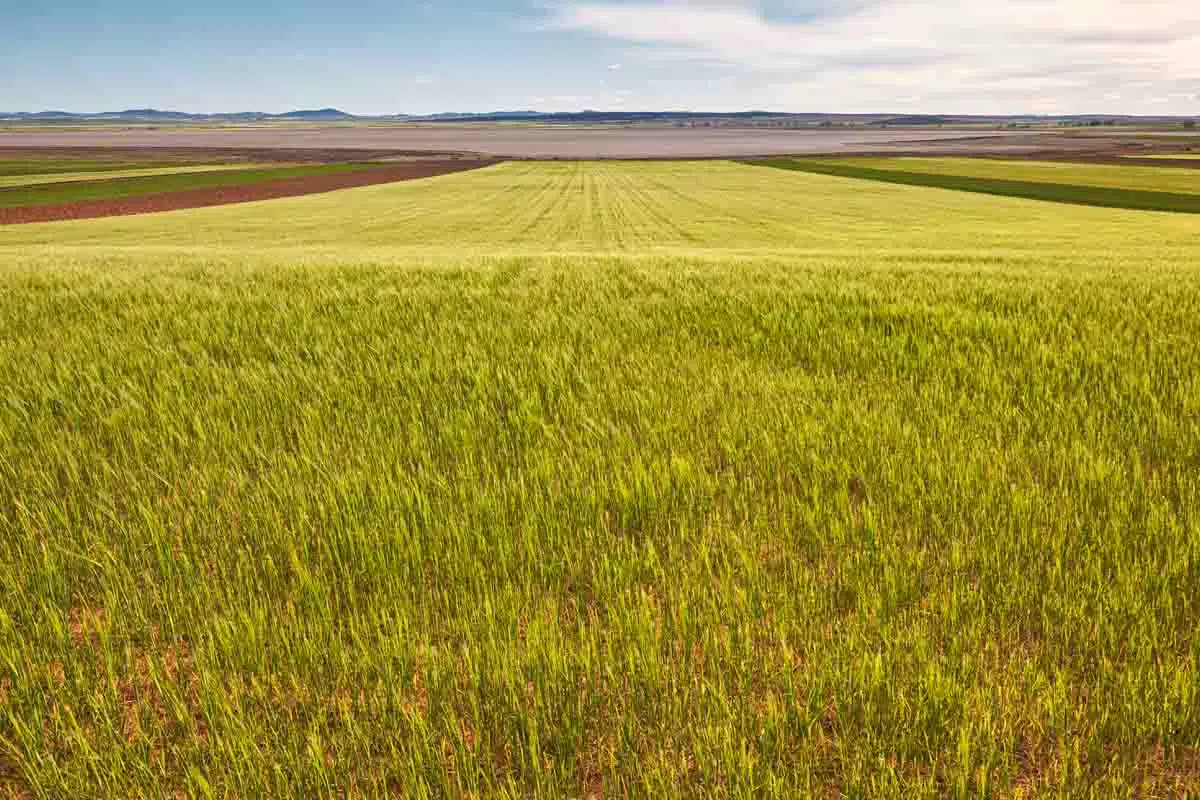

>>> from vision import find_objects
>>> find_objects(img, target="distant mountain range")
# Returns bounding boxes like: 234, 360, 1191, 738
0, 108, 1196, 126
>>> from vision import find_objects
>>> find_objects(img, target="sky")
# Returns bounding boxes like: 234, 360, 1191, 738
2, 0, 1199, 115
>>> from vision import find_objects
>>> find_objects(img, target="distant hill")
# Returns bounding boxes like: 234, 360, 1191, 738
115, 109, 200, 120
273, 108, 357, 121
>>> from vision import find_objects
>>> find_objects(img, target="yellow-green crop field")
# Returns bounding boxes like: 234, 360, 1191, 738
812, 156, 1200, 195
1124, 154, 1200, 161
1, 161, 1198, 798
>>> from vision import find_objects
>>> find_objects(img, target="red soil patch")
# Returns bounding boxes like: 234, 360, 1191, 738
0, 159, 497, 225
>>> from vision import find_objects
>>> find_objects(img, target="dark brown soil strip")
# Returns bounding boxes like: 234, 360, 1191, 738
0, 160, 497, 225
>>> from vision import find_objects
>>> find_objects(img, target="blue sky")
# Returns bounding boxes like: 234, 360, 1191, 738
3, 0, 1199, 115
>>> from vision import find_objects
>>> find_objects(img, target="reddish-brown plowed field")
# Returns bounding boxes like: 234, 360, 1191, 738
0, 159, 497, 225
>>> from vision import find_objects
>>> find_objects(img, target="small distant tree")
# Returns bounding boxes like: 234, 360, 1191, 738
1185, 120, 1197, 129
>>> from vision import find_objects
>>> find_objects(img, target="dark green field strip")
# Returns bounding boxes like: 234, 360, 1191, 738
0, 158, 223, 177
0, 163, 380, 209
746, 158, 1200, 214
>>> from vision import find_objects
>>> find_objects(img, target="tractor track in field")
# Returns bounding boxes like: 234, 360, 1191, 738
0, 159, 498, 225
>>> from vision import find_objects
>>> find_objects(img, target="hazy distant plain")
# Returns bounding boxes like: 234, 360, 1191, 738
0, 125, 1076, 158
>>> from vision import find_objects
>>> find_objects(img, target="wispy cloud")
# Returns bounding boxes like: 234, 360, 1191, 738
545, 0, 1200, 112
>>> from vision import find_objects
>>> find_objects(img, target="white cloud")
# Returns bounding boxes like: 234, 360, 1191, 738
547, 0, 1200, 113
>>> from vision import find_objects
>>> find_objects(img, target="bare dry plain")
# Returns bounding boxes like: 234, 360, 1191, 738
0, 124, 1142, 159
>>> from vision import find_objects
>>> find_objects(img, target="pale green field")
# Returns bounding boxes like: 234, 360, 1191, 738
1124, 154, 1200, 161
1, 161, 1199, 799
6, 160, 1198, 253
818, 156, 1200, 195
0, 162, 276, 189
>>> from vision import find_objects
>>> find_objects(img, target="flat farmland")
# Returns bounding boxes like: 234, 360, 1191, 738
0, 159, 494, 224
1, 161, 1199, 798
0, 125, 1121, 159
754, 157, 1200, 214
0, 163, 277, 189
801, 156, 1200, 195
1126, 154, 1200, 160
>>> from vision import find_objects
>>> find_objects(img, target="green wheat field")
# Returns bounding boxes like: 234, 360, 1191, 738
1, 160, 1198, 798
